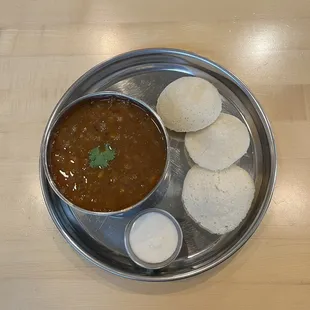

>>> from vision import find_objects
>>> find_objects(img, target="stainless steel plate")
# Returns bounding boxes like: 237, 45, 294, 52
40, 48, 276, 281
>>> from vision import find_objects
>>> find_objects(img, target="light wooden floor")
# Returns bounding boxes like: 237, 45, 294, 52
1, 0, 310, 309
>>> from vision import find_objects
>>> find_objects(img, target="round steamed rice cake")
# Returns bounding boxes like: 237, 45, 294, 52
156, 77, 222, 132
182, 165, 255, 234
185, 113, 250, 171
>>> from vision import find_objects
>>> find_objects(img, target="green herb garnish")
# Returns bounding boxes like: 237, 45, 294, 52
89, 144, 116, 169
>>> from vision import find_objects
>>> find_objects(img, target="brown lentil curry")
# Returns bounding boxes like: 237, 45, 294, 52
48, 97, 167, 212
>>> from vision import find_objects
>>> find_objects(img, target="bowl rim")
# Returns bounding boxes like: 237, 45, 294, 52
41, 91, 170, 216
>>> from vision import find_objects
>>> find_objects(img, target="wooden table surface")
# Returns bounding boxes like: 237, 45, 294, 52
1, 0, 310, 308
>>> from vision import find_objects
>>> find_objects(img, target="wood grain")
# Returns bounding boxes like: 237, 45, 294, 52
1, 0, 310, 308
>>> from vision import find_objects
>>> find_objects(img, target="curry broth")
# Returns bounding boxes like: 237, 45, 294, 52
48, 97, 167, 212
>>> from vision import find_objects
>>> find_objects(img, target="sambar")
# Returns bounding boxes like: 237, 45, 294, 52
47, 94, 167, 213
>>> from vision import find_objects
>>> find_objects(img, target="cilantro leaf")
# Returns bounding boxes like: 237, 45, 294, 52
89, 144, 116, 169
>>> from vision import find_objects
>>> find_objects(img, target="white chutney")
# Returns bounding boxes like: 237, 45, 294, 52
129, 212, 179, 264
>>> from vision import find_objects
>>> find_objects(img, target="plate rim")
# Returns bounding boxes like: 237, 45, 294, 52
39, 48, 277, 281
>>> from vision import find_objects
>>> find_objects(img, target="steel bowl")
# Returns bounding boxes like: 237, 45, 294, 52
124, 208, 183, 269
41, 91, 170, 216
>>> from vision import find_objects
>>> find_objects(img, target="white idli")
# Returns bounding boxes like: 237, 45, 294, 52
185, 113, 250, 171
156, 77, 222, 132
182, 165, 255, 235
